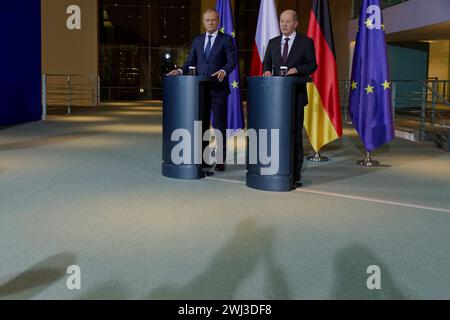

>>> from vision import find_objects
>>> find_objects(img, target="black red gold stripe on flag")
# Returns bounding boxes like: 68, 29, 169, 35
305, 0, 343, 152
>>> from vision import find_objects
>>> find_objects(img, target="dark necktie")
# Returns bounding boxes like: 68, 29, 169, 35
205, 35, 213, 60
282, 38, 290, 65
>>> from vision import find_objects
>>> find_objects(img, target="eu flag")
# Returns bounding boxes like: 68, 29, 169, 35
349, 0, 395, 152
215, 0, 245, 132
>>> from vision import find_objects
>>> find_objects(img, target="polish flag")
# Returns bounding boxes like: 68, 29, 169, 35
249, 0, 280, 76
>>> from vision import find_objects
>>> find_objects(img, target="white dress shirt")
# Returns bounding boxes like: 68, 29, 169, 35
281, 31, 297, 57
178, 29, 226, 76
203, 30, 226, 75
204, 29, 219, 52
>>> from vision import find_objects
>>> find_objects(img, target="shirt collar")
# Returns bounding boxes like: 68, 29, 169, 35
282, 31, 297, 42
206, 30, 219, 38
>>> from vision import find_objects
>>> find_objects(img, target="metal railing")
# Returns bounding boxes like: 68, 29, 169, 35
421, 81, 450, 151
340, 79, 450, 152
41, 74, 100, 120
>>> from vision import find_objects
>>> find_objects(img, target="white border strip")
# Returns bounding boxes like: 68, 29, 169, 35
296, 188, 450, 213
205, 177, 246, 185
206, 177, 450, 213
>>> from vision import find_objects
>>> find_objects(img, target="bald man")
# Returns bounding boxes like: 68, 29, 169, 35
263, 10, 318, 188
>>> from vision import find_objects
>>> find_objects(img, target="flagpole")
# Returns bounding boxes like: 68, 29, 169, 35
357, 151, 380, 167
307, 151, 329, 162
305, 0, 343, 161
349, 0, 395, 162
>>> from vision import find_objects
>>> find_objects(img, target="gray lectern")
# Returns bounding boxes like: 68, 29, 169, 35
246, 76, 309, 192
162, 75, 210, 180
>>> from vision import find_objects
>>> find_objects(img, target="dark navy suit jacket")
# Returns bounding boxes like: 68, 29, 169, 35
263, 33, 318, 107
182, 32, 237, 97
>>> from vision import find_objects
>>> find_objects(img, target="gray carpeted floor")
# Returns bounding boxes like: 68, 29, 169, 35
0, 102, 449, 300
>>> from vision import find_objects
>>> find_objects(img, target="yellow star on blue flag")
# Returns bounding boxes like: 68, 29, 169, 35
364, 18, 373, 29
215, 0, 244, 131
349, 0, 394, 152
365, 85, 374, 94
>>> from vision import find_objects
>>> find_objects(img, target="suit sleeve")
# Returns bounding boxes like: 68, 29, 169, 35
296, 38, 318, 76
221, 35, 237, 75
262, 40, 273, 73
182, 37, 198, 75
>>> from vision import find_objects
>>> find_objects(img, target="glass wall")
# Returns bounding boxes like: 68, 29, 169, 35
235, 0, 260, 100
99, 0, 259, 101
99, 0, 201, 100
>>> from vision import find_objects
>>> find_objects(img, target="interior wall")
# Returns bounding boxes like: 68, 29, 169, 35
388, 42, 430, 108
41, 0, 98, 106
429, 40, 450, 80
329, 0, 353, 80
42, 0, 98, 74
0, 0, 42, 126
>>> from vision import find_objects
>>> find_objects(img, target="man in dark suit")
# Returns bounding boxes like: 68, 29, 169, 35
168, 9, 237, 174
262, 10, 318, 188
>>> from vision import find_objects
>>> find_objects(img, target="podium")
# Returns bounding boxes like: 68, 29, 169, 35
162, 75, 210, 180
246, 76, 309, 192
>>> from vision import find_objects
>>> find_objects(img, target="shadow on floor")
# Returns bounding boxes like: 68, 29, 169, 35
302, 158, 391, 188
147, 217, 290, 300
0, 253, 76, 300
330, 244, 410, 300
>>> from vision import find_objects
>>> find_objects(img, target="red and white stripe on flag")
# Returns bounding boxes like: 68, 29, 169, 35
249, 0, 280, 76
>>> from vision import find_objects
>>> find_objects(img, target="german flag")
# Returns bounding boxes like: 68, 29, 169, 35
305, 0, 343, 153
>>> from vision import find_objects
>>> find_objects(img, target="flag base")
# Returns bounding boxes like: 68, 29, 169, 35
307, 152, 330, 162
357, 152, 380, 167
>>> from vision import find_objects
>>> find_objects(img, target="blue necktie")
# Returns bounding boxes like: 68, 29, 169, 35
205, 35, 213, 60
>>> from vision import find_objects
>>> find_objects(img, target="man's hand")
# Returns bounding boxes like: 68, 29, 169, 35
167, 69, 182, 76
263, 71, 272, 77
212, 70, 226, 82
287, 68, 298, 76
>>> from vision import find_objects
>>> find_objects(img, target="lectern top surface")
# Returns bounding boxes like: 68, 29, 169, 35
247, 76, 311, 83
163, 75, 213, 81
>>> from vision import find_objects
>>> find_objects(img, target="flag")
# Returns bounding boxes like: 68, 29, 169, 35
305, 0, 343, 152
349, 0, 394, 152
215, 0, 245, 132
249, 0, 279, 76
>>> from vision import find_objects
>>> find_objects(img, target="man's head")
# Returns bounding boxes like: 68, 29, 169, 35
203, 9, 220, 34
280, 10, 299, 36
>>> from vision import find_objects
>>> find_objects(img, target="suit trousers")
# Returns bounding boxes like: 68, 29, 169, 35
202, 94, 228, 165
